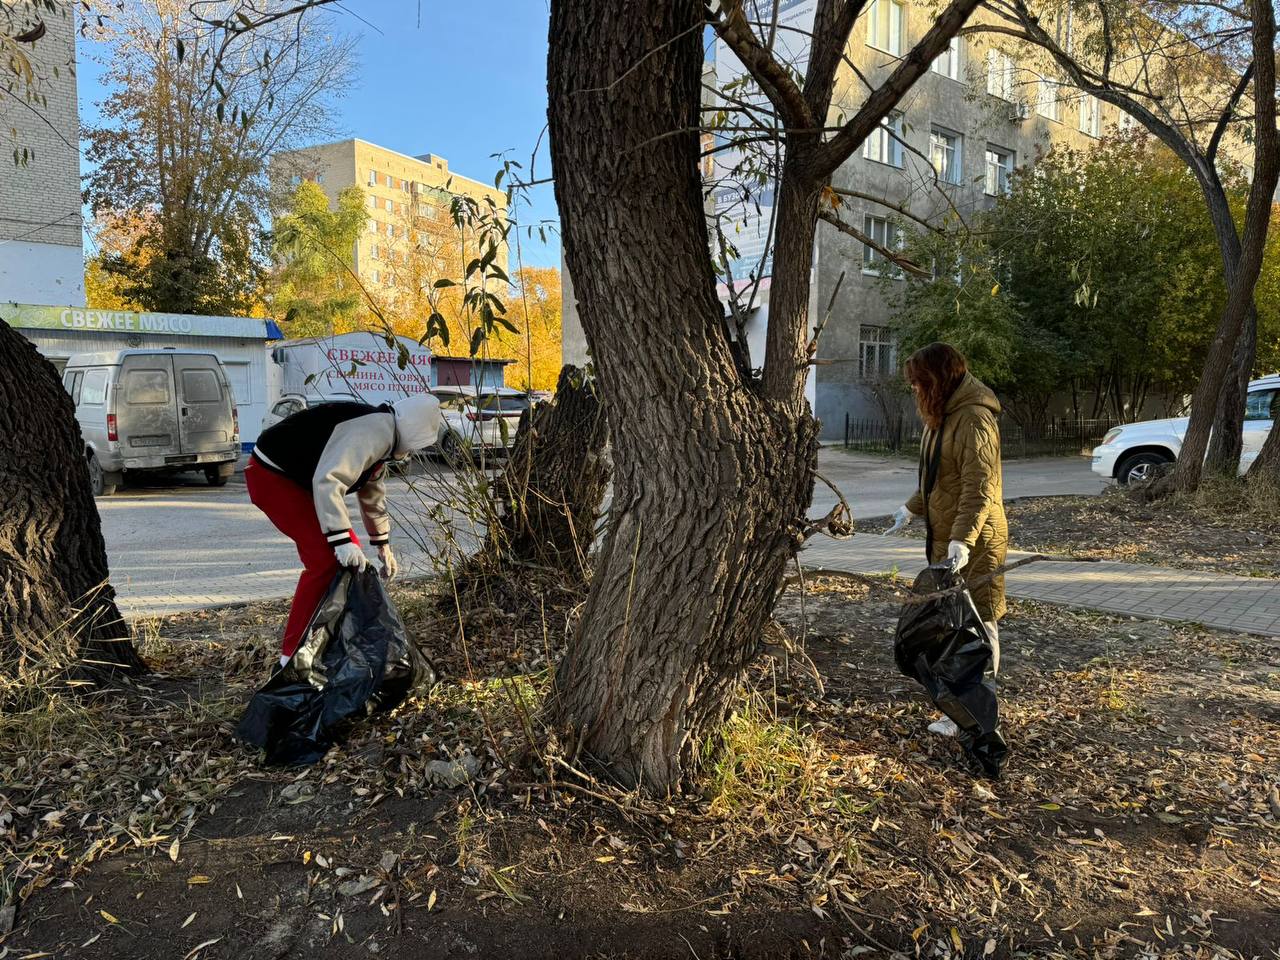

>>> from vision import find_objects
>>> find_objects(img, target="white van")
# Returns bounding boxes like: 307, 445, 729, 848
62, 349, 241, 496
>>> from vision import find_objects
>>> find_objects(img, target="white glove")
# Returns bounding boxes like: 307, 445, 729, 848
947, 540, 971, 571
378, 544, 398, 580
334, 542, 368, 571
883, 505, 915, 536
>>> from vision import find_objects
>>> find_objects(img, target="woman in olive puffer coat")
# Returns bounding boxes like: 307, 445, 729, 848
885, 343, 1008, 734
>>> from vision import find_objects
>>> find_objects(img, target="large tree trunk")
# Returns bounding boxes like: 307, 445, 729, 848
546, 0, 818, 790
0, 320, 146, 687
1204, 302, 1257, 477
490, 365, 609, 578
1168, 1, 1278, 494
1250, 424, 1280, 481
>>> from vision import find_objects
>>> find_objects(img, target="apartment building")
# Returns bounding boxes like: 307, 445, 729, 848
714, 2, 1151, 432
273, 139, 507, 290
0, 7, 85, 305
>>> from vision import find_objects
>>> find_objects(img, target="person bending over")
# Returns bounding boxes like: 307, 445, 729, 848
246, 393, 441, 666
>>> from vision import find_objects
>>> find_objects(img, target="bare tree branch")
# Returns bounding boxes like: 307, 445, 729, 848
1208, 60, 1255, 162
814, 0, 984, 177
817, 208, 931, 277
708, 0, 816, 131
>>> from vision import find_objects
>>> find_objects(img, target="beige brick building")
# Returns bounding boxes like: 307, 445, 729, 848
0, 6, 85, 305
273, 139, 507, 291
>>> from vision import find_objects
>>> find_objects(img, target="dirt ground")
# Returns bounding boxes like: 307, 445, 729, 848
3, 574, 1279, 959
861, 483, 1280, 578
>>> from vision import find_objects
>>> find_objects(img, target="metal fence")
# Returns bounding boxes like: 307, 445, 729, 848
840, 414, 1122, 459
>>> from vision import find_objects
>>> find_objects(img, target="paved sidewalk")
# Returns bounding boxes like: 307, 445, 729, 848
802, 533, 1280, 637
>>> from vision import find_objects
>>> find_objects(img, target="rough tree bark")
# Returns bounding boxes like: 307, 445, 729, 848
0, 320, 146, 685
1249, 413, 1280, 480
545, 0, 978, 791
490, 365, 609, 578
1204, 301, 1257, 477
545, 1, 819, 790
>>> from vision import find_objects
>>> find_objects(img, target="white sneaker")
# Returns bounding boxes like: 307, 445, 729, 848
928, 717, 959, 737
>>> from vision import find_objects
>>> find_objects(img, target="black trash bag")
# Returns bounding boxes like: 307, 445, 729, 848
894, 564, 1008, 779
235, 566, 436, 766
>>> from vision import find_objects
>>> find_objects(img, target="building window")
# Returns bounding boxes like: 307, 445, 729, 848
866, 0, 905, 56
371, 243, 381, 260
314, 173, 324, 185
369, 170, 378, 187
862, 215, 901, 276
858, 325, 896, 378
1078, 93, 1100, 136
1054, 9, 1074, 50
863, 112, 904, 167
985, 146, 1014, 196
929, 127, 962, 185
1037, 76, 1060, 120
932, 36, 961, 80
373, 269, 381, 284
986, 49, 1015, 101
386, 222, 394, 236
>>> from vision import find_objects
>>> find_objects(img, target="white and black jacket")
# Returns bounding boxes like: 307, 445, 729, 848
252, 402, 396, 548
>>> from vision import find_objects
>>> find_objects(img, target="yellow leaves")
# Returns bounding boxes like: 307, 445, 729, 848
98, 910, 118, 924
168, 838, 180, 862
950, 927, 964, 952
186, 875, 212, 885
427, 889, 438, 911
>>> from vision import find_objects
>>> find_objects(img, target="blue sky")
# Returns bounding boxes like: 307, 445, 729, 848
77, 0, 560, 268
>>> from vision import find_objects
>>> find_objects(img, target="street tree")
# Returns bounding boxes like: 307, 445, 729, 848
83, 0, 355, 314
502, 267, 564, 393
972, 0, 1280, 488
270, 180, 369, 337
546, 0, 982, 790
1, 4, 146, 687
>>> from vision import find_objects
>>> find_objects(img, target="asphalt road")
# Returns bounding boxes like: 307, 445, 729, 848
98, 450, 1106, 618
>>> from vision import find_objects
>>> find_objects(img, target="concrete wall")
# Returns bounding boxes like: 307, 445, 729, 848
0, 7, 83, 305
810, 17, 1126, 438
560, 248, 590, 368
0, 242, 85, 306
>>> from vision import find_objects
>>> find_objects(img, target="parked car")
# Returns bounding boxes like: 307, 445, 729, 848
259, 391, 362, 433
62, 349, 240, 497
1091, 375, 1280, 484
433, 387, 531, 462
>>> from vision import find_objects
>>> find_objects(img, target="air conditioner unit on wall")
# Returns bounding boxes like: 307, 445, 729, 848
1009, 100, 1032, 122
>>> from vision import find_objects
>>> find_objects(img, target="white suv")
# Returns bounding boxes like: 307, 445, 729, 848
1091, 375, 1280, 484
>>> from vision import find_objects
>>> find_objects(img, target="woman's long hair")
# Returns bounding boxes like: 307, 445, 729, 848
905, 342, 967, 430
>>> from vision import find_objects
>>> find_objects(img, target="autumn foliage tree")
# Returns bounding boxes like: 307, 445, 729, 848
501, 267, 563, 393
83, 0, 354, 314
270, 181, 368, 337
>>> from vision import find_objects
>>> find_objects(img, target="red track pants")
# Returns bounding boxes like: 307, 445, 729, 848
246, 459, 360, 657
